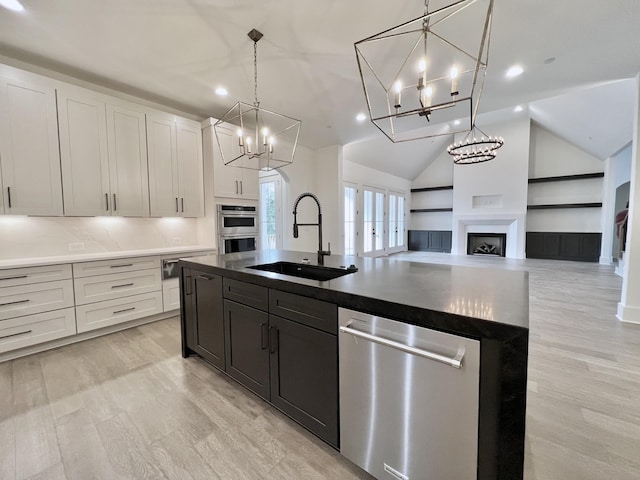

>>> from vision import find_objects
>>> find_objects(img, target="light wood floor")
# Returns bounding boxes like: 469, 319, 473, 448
1, 253, 639, 479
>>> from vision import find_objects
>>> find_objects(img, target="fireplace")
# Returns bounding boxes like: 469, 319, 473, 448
467, 233, 507, 257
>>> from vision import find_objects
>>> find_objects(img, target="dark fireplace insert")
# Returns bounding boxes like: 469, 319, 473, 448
467, 233, 506, 257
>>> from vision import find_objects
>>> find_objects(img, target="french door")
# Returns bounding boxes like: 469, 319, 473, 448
363, 186, 385, 257
259, 174, 282, 250
388, 191, 406, 254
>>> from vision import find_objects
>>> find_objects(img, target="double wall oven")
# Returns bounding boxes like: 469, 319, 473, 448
217, 204, 258, 253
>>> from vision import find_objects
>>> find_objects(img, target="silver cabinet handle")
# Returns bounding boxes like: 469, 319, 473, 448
110, 264, 133, 269
176, 197, 179, 213
181, 197, 184, 213
0, 330, 32, 340
0, 299, 30, 307
240, 181, 243, 195
235, 180, 239, 194
339, 323, 465, 369
7, 186, 12, 208
105, 193, 109, 211
111, 283, 134, 289
113, 193, 117, 211
113, 307, 136, 315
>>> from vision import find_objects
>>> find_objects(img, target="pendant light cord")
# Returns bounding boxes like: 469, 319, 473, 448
253, 40, 259, 108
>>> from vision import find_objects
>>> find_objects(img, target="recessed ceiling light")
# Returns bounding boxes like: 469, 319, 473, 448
0, 0, 25, 12
506, 65, 524, 78
514, 105, 524, 113
453, 119, 461, 126
215, 87, 228, 96
356, 113, 367, 122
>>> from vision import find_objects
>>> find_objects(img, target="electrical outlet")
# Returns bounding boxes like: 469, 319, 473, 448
68, 242, 85, 251
170, 237, 182, 246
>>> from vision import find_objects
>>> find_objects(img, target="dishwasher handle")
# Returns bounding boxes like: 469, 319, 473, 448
340, 323, 465, 369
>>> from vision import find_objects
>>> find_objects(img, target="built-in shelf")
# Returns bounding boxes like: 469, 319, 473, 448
527, 202, 603, 210
528, 172, 604, 184
410, 208, 454, 213
411, 185, 454, 193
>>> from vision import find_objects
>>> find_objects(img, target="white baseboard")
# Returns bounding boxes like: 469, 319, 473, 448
616, 303, 640, 324
599, 256, 612, 265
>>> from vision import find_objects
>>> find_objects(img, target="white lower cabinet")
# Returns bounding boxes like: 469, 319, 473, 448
0, 279, 74, 321
72, 255, 163, 333
0, 308, 76, 354
75, 291, 163, 333
162, 277, 180, 312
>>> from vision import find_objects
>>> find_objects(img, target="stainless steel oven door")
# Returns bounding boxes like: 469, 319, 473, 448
217, 204, 258, 236
219, 235, 257, 254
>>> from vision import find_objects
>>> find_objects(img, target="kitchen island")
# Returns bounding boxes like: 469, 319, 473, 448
179, 250, 528, 480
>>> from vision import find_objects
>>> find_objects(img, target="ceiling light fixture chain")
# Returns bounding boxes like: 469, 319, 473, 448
213, 28, 301, 171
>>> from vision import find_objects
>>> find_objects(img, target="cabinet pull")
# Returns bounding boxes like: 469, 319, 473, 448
261, 323, 268, 350
196, 275, 214, 281
239, 181, 243, 195
181, 197, 184, 213
0, 330, 32, 340
111, 283, 134, 289
176, 197, 179, 213
7, 186, 12, 208
113, 307, 136, 315
110, 264, 133, 269
113, 193, 117, 211
269, 326, 278, 354
185, 275, 192, 295
0, 275, 28, 281
105, 193, 109, 211
235, 180, 239, 194
0, 299, 30, 307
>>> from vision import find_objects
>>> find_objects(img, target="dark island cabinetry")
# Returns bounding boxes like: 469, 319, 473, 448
181, 269, 339, 448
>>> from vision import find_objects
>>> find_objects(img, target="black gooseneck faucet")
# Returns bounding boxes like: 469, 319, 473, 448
292, 192, 331, 265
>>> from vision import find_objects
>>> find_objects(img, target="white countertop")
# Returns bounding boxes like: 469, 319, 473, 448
0, 246, 217, 269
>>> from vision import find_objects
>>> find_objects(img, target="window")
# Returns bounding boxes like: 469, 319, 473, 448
344, 184, 357, 255
259, 175, 282, 250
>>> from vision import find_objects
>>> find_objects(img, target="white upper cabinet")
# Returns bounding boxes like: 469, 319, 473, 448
106, 104, 149, 217
58, 86, 149, 217
0, 74, 63, 215
204, 120, 259, 201
147, 113, 204, 217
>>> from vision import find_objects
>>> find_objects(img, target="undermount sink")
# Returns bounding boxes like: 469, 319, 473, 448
247, 261, 357, 281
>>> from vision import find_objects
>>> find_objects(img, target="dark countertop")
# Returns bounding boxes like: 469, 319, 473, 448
180, 250, 529, 341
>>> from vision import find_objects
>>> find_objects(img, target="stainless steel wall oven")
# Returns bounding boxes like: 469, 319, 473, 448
217, 204, 258, 253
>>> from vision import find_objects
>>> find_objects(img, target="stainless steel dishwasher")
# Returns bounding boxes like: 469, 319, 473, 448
339, 308, 481, 480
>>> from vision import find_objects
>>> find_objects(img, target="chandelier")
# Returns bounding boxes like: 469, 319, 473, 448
214, 29, 301, 171
447, 125, 504, 164
354, 0, 495, 143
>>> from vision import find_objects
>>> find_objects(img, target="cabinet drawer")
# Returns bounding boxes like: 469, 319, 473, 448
0, 279, 75, 321
223, 278, 268, 311
0, 308, 76, 354
74, 269, 162, 305
269, 290, 337, 335
73, 256, 160, 278
75, 291, 163, 333
162, 278, 180, 312
0, 264, 72, 287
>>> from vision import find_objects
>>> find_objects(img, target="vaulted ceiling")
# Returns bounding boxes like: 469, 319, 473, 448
0, 0, 638, 177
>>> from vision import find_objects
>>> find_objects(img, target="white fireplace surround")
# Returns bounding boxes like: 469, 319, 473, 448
452, 214, 527, 259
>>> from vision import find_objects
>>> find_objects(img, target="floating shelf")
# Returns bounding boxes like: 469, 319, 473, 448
527, 203, 603, 210
411, 185, 454, 193
410, 208, 454, 213
528, 172, 604, 184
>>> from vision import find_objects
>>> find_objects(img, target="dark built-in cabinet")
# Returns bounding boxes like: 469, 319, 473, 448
408, 230, 452, 252
181, 269, 339, 448
526, 232, 601, 262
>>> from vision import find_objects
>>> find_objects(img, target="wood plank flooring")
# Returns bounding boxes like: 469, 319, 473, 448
1, 253, 638, 479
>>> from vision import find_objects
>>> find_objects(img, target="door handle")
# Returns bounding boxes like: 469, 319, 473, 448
269, 326, 278, 354
339, 323, 465, 369
261, 323, 268, 349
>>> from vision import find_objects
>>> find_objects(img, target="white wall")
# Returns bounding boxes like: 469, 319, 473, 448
315, 145, 343, 254
527, 123, 605, 233
614, 143, 633, 187
411, 149, 454, 231
0, 216, 201, 260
